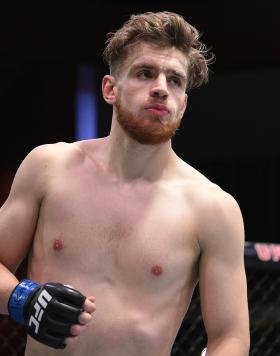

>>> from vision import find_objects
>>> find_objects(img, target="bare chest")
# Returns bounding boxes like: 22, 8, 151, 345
33, 173, 199, 288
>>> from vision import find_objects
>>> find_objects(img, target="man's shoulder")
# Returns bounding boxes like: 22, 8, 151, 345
24, 141, 88, 169
187, 171, 243, 245
14, 142, 85, 185
178, 161, 240, 218
177, 161, 217, 197
191, 175, 240, 220
175, 161, 244, 250
28, 141, 81, 159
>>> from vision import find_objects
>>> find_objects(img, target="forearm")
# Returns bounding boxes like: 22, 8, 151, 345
0, 263, 19, 314
206, 335, 250, 356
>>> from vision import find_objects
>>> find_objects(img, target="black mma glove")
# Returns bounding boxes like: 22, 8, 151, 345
8, 279, 86, 349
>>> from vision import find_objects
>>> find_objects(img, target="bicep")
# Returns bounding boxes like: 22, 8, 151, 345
0, 194, 40, 272
0, 146, 50, 272
198, 192, 249, 341
199, 246, 248, 339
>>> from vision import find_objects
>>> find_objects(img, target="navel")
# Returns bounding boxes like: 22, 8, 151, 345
53, 239, 64, 251
151, 265, 163, 276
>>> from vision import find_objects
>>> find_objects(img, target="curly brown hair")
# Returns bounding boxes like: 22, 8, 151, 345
103, 11, 214, 91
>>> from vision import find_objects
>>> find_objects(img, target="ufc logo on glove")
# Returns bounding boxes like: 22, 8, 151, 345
29, 289, 52, 334
8, 279, 86, 349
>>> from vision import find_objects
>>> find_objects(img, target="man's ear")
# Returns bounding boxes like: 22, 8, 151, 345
179, 94, 188, 119
102, 75, 117, 104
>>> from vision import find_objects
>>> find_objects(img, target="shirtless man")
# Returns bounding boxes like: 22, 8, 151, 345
0, 11, 250, 356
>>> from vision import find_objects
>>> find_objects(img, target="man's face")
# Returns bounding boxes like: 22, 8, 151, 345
113, 42, 188, 145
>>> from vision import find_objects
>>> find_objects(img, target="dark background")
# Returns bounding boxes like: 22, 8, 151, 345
0, 1, 279, 242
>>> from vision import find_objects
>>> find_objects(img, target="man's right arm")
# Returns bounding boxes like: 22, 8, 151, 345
0, 144, 96, 349
0, 145, 52, 314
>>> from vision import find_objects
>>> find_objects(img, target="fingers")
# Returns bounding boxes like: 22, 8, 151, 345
70, 323, 86, 336
64, 335, 79, 347
64, 295, 96, 347
83, 296, 96, 313
79, 296, 96, 325
79, 311, 92, 324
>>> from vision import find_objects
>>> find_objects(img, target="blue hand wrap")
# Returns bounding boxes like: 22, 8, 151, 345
8, 279, 40, 325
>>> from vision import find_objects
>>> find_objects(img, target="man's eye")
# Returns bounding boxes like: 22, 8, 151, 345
170, 77, 182, 87
138, 70, 153, 78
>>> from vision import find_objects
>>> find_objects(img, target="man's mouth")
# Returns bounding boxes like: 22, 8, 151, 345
145, 104, 170, 116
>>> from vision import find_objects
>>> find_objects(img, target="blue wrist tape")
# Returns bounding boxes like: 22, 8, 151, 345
8, 279, 40, 325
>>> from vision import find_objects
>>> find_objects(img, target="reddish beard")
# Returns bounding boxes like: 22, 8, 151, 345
115, 98, 182, 145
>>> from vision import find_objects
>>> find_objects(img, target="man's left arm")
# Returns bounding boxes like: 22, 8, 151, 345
198, 189, 250, 356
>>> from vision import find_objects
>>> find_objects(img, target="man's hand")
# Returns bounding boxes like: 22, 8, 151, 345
65, 295, 96, 347
8, 279, 96, 349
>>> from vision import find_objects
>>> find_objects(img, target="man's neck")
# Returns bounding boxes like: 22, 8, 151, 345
103, 120, 177, 182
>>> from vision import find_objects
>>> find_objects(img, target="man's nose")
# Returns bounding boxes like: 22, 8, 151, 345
150, 74, 168, 99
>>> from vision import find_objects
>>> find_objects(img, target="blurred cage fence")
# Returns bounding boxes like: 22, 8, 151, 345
0, 242, 279, 356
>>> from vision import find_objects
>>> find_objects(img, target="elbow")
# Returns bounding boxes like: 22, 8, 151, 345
244, 335, 250, 355
239, 327, 251, 354
207, 332, 250, 355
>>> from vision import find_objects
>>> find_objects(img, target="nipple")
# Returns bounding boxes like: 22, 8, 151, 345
53, 239, 64, 251
151, 265, 163, 276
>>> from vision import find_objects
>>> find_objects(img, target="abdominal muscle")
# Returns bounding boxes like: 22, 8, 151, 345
25, 224, 198, 356
24, 270, 195, 356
